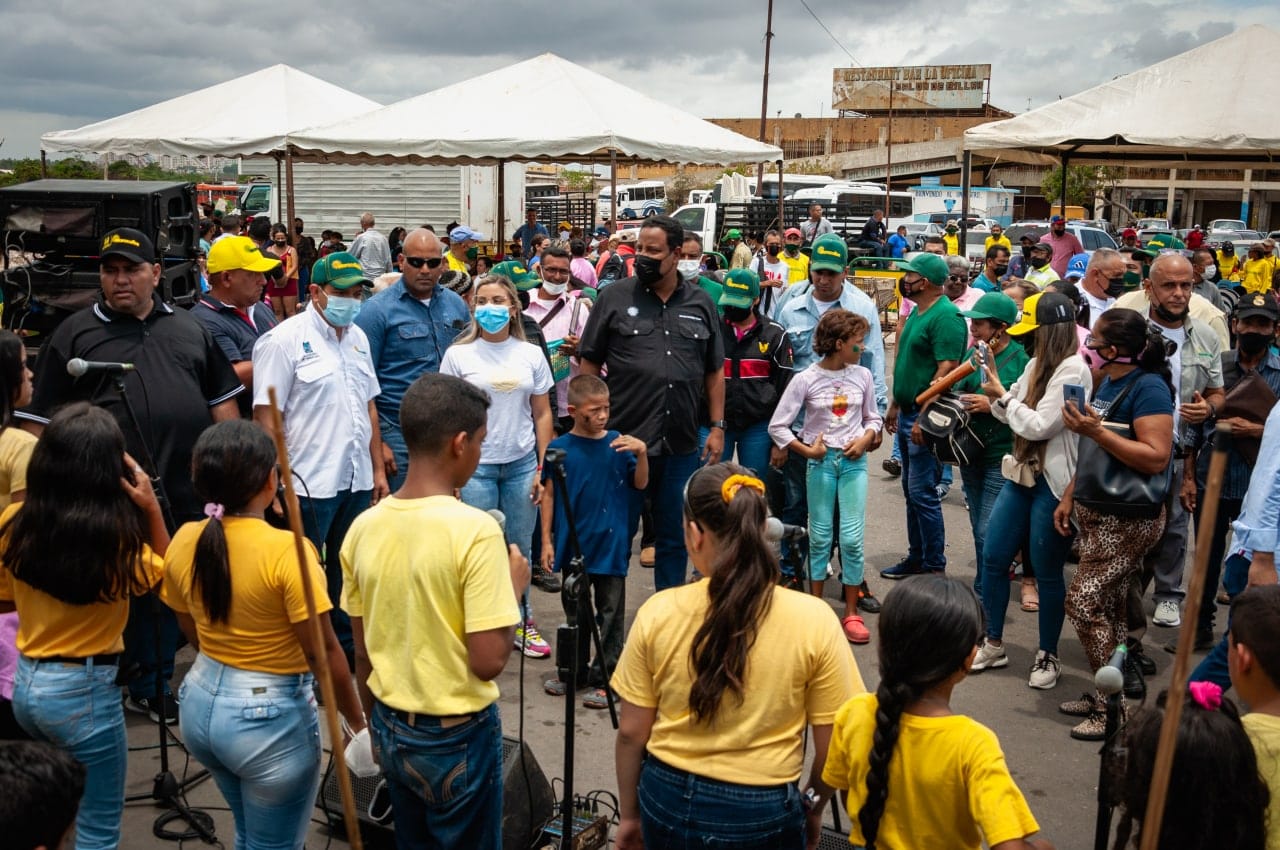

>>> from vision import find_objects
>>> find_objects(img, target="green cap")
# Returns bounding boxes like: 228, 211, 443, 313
724, 228, 742, 240
490, 260, 540, 291
810, 233, 848, 273
897, 252, 949, 284
311, 252, 365, 289
960, 291, 1019, 325
719, 268, 760, 309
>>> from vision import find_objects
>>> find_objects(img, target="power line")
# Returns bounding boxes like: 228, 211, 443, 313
797, 0, 861, 67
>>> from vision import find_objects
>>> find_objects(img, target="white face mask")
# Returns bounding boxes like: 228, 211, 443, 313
541, 280, 567, 296
1203, 264, 1217, 279
677, 259, 701, 279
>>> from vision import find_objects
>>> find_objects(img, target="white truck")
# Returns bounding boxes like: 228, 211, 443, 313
236, 159, 528, 241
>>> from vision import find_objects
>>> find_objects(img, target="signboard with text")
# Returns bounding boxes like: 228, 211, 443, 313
833, 65, 991, 112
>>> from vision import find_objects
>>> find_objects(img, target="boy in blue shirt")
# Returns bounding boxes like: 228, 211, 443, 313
541, 375, 648, 709
888, 225, 911, 259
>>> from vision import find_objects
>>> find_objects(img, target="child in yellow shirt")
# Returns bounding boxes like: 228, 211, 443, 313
823, 574, 1051, 850
1229, 585, 1280, 850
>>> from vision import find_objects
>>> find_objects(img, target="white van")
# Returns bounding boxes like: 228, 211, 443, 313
599, 180, 667, 221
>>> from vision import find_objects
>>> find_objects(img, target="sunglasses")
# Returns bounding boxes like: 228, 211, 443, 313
404, 256, 444, 269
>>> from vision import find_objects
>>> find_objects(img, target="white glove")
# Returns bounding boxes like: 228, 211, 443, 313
344, 727, 379, 778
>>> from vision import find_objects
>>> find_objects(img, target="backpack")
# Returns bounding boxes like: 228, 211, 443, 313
918, 393, 985, 466
599, 251, 635, 285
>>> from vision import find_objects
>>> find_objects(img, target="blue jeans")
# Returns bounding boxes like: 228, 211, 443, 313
699, 422, 772, 480
896, 410, 946, 571
638, 757, 805, 850
806, 449, 868, 584
14, 656, 126, 850
460, 451, 538, 562
980, 475, 1071, 654
300, 488, 372, 659
960, 463, 1006, 597
775, 453, 811, 575
628, 451, 702, 591
371, 701, 503, 850
123, 594, 180, 701
1191, 553, 1251, 689
379, 414, 408, 492
178, 655, 320, 850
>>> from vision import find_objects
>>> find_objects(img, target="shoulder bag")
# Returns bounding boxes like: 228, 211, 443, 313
1073, 380, 1172, 519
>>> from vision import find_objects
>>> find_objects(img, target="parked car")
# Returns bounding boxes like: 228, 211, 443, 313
1007, 222, 1118, 254
901, 221, 943, 251
1209, 219, 1248, 232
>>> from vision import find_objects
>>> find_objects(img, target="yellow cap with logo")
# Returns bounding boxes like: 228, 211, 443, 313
207, 236, 281, 275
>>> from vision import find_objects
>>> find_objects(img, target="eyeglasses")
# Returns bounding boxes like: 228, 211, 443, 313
404, 256, 444, 269
948, 275, 965, 282
1083, 333, 1109, 349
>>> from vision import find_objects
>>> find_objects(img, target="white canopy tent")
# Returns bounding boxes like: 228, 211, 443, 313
40, 64, 380, 158
964, 25, 1280, 168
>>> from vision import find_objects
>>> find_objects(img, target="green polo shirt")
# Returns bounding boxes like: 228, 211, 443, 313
893, 297, 967, 408
955, 341, 1031, 464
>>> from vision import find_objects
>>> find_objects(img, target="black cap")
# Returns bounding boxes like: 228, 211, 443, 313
1035, 291, 1075, 326
99, 228, 156, 264
1235, 291, 1279, 322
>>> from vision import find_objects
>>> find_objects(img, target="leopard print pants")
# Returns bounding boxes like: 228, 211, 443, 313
1066, 504, 1166, 674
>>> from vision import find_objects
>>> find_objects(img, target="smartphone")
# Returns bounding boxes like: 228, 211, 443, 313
974, 341, 990, 370
1063, 384, 1087, 411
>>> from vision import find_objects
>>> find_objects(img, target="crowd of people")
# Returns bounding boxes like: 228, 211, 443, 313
2, 204, 1280, 850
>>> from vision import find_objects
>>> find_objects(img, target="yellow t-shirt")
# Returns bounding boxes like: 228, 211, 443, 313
0, 427, 35, 507
823, 693, 1039, 849
984, 235, 1012, 254
1244, 713, 1280, 850
0, 502, 163, 657
944, 233, 960, 255
1242, 256, 1278, 294
340, 495, 520, 715
160, 517, 330, 675
782, 252, 810, 284
610, 583, 862, 786
446, 252, 470, 274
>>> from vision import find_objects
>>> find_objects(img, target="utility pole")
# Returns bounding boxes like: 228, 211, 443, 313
884, 80, 894, 216
756, 0, 774, 196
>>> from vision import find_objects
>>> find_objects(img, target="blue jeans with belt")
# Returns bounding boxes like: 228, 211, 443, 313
371, 701, 503, 850
178, 654, 320, 850
896, 410, 946, 571
14, 655, 126, 850
638, 756, 806, 849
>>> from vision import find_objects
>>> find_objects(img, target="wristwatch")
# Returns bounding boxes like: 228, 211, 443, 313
802, 787, 820, 812
710, 420, 726, 430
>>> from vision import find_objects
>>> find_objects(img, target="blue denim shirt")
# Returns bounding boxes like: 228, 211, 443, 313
353, 278, 472, 423
1233, 400, 1280, 558
773, 281, 887, 413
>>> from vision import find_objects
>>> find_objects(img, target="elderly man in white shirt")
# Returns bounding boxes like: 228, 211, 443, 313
252, 251, 389, 663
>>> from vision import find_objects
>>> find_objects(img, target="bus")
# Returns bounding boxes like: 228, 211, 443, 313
755, 174, 834, 200
598, 180, 667, 220
792, 183, 915, 223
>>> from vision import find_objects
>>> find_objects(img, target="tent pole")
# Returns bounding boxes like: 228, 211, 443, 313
755, 0, 774, 197
274, 154, 282, 222
497, 161, 506, 260
777, 160, 784, 233
39, 150, 47, 179
285, 146, 297, 248
610, 150, 618, 234
885, 80, 894, 217
960, 150, 972, 255
1058, 153, 1069, 219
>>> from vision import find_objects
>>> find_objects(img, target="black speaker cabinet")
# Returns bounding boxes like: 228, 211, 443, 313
318, 735, 556, 850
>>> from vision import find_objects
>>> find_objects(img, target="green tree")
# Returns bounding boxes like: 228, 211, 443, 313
559, 169, 595, 192
1041, 164, 1126, 209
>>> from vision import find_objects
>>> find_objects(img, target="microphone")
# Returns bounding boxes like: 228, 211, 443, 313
765, 516, 807, 543
486, 508, 506, 532
1094, 644, 1128, 695
67, 358, 135, 377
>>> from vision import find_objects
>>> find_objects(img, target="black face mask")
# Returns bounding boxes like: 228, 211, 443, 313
1104, 275, 1127, 298
993, 264, 1009, 277
766, 245, 781, 257
1238, 332, 1273, 357
1030, 256, 1049, 270
784, 245, 800, 256
1021, 246, 1033, 258
634, 255, 664, 286
1016, 330, 1037, 354
722, 304, 754, 323
1152, 301, 1188, 324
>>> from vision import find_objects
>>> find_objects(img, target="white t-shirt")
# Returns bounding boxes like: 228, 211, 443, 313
813, 296, 841, 315
1081, 290, 1114, 329
439, 337, 553, 464
1158, 323, 1187, 436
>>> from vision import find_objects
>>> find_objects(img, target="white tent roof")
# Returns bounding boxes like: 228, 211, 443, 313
964, 25, 1280, 166
288, 53, 783, 165
41, 64, 380, 158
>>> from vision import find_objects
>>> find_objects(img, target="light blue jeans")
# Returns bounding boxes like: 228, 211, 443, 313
461, 451, 538, 610
806, 448, 868, 584
14, 655, 126, 850
178, 654, 321, 850
959, 463, 1007, 597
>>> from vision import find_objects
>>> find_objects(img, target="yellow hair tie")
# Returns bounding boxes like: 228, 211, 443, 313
720, 474, 766, 503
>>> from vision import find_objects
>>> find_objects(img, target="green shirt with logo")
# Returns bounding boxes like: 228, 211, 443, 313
893, 297, 968, 408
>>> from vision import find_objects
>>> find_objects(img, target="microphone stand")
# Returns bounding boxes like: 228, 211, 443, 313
545, 447, 618, 849
1093, 660, 1125, 850
110, 372, 216, 843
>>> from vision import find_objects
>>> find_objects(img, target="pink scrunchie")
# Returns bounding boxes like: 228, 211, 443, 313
203, 502, 225, 521
1189, 680, 1222, 711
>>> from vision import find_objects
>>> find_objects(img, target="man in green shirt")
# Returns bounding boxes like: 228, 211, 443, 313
882, 252, 968, 580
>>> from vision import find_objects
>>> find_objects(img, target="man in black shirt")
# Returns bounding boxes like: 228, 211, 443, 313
858, 209, 888, 257
578, 216, 726, 591
22, 227, 243, 723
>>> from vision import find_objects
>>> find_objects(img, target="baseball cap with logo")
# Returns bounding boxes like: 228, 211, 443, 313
1235, 291, 1279, 322
449, 225, 485, 244
1066, 252, 1090, 280
1007, 291, 1074, 336
490, 260, 540, 291
719, 269, 760, 309
99, 228, 156, 264
1050, 215, 1066, 224
810, 233, 848, 274
311, 252, 366, 289
897, 252, 948, 285
207, 235, 281, 275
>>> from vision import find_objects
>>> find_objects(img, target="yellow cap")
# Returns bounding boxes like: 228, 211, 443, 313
207, 236, 281, 275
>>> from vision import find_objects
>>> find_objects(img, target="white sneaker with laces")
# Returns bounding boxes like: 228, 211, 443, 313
1028, 650, 1061, 689
971, 640, 1009, 671
514, 621, 552, 658
1153, 599, 1182, 628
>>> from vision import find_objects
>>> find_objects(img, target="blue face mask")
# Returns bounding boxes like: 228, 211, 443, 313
475, 304, 512, 334
322, 292, 362, 327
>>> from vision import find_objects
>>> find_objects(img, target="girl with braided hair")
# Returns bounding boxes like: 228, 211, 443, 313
612, 462, 862, 850
823, 574, 1052, 850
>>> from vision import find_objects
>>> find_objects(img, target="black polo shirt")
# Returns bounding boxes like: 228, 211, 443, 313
578, 276, 723, 456
192, 294, 277, 416
24, 294, 244, 522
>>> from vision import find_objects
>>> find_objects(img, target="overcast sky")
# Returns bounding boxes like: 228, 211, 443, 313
0, 0, 1269, 159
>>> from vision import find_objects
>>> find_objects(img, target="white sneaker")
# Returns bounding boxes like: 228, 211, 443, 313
1153, 600, 1182, 628
970, 640, 1008, 672
1028, 650, 1061, 689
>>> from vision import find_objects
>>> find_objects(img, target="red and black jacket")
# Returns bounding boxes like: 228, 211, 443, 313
715, 314, 794, 431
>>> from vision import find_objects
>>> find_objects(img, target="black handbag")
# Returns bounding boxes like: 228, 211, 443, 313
919, 392, 985, 466
1073, 380, 1172, 519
